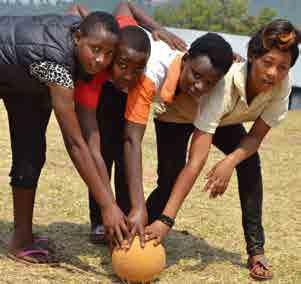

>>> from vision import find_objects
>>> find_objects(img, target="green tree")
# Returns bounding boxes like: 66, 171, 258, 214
153, 0, 277, 35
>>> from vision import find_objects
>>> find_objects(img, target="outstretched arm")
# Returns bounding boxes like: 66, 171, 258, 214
75, 104, 112, 198
124, 121, 148, 246
114, 1, 187, 51
145, 129, 213, 244
49, 84, 129, 245
204, 118, 270, 198
65, 4, 89, 18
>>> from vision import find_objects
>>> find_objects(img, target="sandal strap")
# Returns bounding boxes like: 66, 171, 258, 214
17, 249, 49, 258
248, 255, 270, 270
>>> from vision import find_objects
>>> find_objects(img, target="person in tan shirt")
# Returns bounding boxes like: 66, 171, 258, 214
145, 19, 301, 281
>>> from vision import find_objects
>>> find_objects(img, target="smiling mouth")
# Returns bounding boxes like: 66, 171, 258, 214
262, 79, 274, 87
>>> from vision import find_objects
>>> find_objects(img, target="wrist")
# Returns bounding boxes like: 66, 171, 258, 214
100, 200, 116, 210
226, 154, 240, 167
158, 214, 175, 228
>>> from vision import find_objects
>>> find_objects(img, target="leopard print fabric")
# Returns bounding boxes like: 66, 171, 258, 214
30, 61, 74, 89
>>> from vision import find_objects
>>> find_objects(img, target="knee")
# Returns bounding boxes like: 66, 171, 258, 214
10, 158, 45, 189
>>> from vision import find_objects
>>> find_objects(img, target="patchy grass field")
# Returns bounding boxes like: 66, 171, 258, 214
0, 101, 300, 283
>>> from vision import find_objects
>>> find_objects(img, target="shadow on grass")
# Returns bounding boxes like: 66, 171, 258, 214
0, 220, 243, 281
0, 220, 118, 281
164, 229, 244, 272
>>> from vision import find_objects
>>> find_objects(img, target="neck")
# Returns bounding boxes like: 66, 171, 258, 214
246, 74, 260, 104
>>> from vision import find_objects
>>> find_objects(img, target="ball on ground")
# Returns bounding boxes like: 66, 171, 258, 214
112, 236, 166, 283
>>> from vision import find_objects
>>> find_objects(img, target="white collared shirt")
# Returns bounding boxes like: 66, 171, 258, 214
194, 62, 291, 134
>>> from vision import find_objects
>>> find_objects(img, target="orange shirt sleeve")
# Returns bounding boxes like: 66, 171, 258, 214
115, 15, 138, 28
125, 75, 156, 125
74, 71, 109, 109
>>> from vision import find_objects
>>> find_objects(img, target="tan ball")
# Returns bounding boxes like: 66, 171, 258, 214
112, 236, 166, 283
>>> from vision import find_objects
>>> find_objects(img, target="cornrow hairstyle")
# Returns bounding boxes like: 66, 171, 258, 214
120, 26, 151, 55
188, 33, 233, 75
78, 11, 120, 38
248, 19, 300, 67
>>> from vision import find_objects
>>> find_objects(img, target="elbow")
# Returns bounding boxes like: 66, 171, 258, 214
64, 134, 86, 158
124, 132, 139, 149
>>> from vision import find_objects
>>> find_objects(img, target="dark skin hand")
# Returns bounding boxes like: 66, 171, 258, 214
151, 28, 187, 52
48, 84, 129, 246
204, 118, 270, 198
123, 121, 148, 248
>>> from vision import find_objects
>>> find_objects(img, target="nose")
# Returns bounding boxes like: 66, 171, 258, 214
95, 53, 105, 65
194, 81, 205, 92
266, 66, 277, 80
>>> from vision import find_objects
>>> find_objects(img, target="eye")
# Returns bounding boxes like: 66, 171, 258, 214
262, 59, 272, 67
192, 70, 201, 79
92, 47, 101, 54
278, 64, 289, 73
106, 50, 114, 56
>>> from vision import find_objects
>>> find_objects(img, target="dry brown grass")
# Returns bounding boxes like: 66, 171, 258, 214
0, 101, 300, 283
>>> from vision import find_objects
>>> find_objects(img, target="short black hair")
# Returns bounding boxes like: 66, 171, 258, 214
248, 19, 300, 67
79, 11, 120, 38
120, 26, 151, 55
188, 33, 233, 75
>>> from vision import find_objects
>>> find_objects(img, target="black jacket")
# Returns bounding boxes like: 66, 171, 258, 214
0, 14, 81, 73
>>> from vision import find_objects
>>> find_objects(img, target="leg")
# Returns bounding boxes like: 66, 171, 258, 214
213, 125, 271, 279
3, 93, 52, 262
146, 120, 194, 223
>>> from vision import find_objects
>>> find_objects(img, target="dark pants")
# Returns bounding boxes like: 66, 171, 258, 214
147, 119, 265, 257
89, 82, 131, 228
1, 65, 51, 189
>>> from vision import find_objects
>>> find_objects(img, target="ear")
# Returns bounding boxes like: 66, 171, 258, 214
181, 53, 189, 70
248, 54, 255, 64
74, 29, 82, 46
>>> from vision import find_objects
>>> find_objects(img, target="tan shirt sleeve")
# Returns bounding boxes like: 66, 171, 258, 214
260, 76, 291, 128
193, 80, 226, 134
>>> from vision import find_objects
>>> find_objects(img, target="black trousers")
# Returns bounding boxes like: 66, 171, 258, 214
89, 82, 131, 228
146, 119, 265, 257
0, 65, 51, 189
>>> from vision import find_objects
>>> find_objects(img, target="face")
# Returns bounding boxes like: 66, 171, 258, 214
111, 43, 149, 92
75, 28, 119, 75
178, 55, 223, 99
249, 48, 291, 94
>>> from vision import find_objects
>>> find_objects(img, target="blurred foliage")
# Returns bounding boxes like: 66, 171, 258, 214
154, 0, 277, 35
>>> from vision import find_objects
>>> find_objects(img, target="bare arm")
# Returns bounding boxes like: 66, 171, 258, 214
204, 118, 270, 197
144, 129, 212, 244
124, 121, 146, 210
49, 84, 129, 243
114, 1, 187, 51
123, 121, 148, 245
223, 118, 270, 166
65, 4, 89, 18
163, 129, 213, 218
115, 1, 162, 31
75, 104, 112, 199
